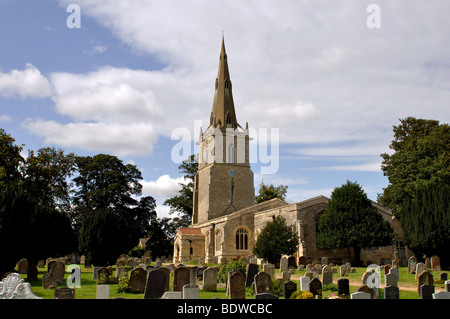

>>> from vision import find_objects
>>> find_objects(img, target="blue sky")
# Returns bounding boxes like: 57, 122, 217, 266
1, 0, 449, 218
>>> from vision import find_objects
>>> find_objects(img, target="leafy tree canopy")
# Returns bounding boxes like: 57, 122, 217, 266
255, 181, 288, 203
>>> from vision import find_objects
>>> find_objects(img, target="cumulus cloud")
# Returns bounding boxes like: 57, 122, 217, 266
141, 174, 187, 198
0, 64, 52, 99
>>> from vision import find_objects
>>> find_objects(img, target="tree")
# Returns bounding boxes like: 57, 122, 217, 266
255, 181, 288, 203
317, 181, 394, 266
253, 215, 299, 263
379, 117, 449, 214
0, 186, 76, 276
163, 155, 196, 227
22, 147, 76, 213
0, 128, 24, 188
78, 208, 129, 266
400, 182, 450, 267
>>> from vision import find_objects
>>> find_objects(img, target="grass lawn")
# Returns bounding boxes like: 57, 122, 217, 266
17, 263, 447, 299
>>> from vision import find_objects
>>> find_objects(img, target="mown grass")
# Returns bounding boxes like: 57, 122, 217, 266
17, 264, 447, 299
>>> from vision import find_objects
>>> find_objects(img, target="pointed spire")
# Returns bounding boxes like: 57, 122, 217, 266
210, 36, 238, 130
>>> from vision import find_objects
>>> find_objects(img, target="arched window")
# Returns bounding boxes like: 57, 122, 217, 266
235, 228, 248, 250
227, 143, 235, 163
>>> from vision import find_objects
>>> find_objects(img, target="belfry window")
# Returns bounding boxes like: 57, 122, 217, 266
235, 228, 248, 250
226, 113, 232, 126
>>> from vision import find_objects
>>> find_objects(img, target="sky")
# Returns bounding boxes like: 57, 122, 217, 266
0, 0, 449, 219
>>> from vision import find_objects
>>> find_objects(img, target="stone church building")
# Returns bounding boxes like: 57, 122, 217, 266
173, 38, 412, 266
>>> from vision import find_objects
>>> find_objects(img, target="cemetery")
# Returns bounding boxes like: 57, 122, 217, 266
2, 255, 449, 300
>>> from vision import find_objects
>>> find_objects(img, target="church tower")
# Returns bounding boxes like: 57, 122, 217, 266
192, 38, 255, 224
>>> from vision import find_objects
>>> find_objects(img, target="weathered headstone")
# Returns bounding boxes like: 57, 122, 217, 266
337, 278, 349, 297
446, 280, 450, 292
439, 273, 448, 281
385, 273, 398, 287
280, 256, 288, 273
161, 291, 182, 299
129, 268, 147, 293
262, 263, 275, 280
116, 266, 128, 280
17, 258, 28, 275
417, 270, 433, 297
309, 278, 322, 298
52, 261, 65, 284
196, 267, 205, 281
415, 263, 426, 279
431, 255, 441, 271
298, 256, 307, 265
228, 271, 245, 299
321, 265, 333, 285
351, 291, 371, 299
420, 284, 435, 299
182, 284, 199, 299
300, 276, 310, 292
384, 285, 399, 299
54, 287, 75, 299
92, 266, 100, 280
340, 264, 349, 277
408, 256, 417, 274
245, 263, 259, 287
96, 285, 110, 299
144, 268, 168, 299
432, 291, 450, 299
283, 280, 297, 300
27, 264, 38, 281
202, 267, 218, 292
97, 267, 111, 284
254, 271, 272, 294
42, 272, 57, 289
173, 266, 191, 292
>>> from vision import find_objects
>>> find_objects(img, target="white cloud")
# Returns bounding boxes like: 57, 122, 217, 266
141, 174, 186, 198
0, 64, 52, 99
317, 162, 382, 172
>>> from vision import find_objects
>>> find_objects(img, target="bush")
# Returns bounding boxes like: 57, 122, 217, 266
290, 291, 314, 299
322, 283, 337, 291
217, 259, 247, 283
129, 246, 145, 258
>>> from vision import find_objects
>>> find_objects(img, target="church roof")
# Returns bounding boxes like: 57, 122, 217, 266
209, 37, 239, 130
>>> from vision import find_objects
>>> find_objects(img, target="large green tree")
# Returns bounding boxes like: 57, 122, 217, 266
253, 215, 299, 264
400, 182, 450, 266
379, 117, 449, 214
317, 181, 394, 266
255, 181, 288, 203
0, 128, 24, 188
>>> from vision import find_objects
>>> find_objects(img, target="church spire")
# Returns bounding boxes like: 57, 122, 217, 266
210, 37, 239, 130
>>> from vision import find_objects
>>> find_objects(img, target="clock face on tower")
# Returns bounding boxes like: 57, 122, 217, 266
228, 169, 236, 177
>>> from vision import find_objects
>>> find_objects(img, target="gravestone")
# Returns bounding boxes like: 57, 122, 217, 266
262, 263, 275, 280
384, 285, 399, 299
202, 267, 218, 292
196, 267, 205, 281
420, 285, 435, 299
432, 291, 450, 299
92, 266, 100, 280
408, 256, 417, 274
439, 273, 447, 281
321, 265, 332, 285
385, 273, 398, 287
446, 280, 450, 292
415, 263, 426, 279
116, 266, 128, 280
280, 256, 288, 272
298, 256, 307, 266
255, 292, 278, 299
245, 263, 259, 287
287, 256, 296, 268
431, 255, 441, 271
173, 266, 191, 292
47, 259, 56, 273
144, 268, 168, 299
129, 268, 147, 293
52, 261, 65, 284
228, 271, 245, 299
27, 264, 38, 282
356, 284, 372, 298
389, 267, 399, 281
161, 291, 182, 299
300, 276, 310, 292
351, 291, 371, 299
337, 278, 349, 297
425, 257, 431, 269
254, 271, 272, 294
54, 287, 75, 299
42, 272, 57, 289
17, 258, 28, 275
161, 267, 171, 291
321, 257, 328, 266
309, 278, 322, 298
182, 284, 199, 299
97, 267, 111, 284
340, 264, 349, 277
96, 285, 110, 299
283, 280, 297, 300
417, 271, 433, 297
0, 273, 42, 299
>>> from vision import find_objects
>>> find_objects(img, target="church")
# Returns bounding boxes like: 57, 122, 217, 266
172, 38, 412, 266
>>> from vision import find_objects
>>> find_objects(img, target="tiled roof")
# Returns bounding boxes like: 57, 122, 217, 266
178, 228, 203, 235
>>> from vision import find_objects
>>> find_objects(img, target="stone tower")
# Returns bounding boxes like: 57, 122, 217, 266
192, 38, 255, 225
